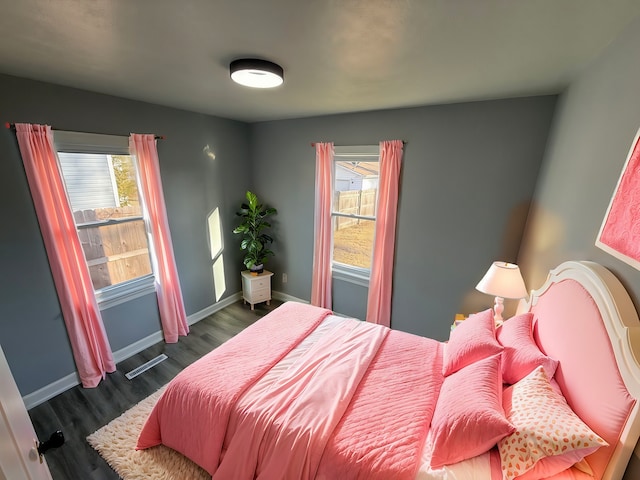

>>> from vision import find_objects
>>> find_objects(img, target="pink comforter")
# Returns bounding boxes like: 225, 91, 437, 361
137, 302, 444, 479
136, 302, 332, 474
317, 328, 443, 479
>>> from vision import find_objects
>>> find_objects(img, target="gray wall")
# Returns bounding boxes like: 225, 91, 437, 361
0, 73, 558, 398
1, 74, 557, 393
250, 96, 557, 340
0, 74, 250, 395
515, 17, 640, 479
3, 16, 639, 472
518, 16, 640, 304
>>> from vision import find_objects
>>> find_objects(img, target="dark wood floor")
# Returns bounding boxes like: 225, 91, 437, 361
28, 299, 282, 480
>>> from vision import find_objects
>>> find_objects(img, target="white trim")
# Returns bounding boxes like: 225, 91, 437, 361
332, 264, 370, 288
23, 372, 80, 411
113, 292, 243, 363
334, 145, 379, 157
96, 275, 156, 310
331, 145, 379, 275
53, 130, 129, 155
23, 294, 243, 410
186, 293, 242, 326
529, 261, 640, 395
112, 332, 164, 365
333, 212, 376, 222
526, 261, 640, 480
272, 291, 308, 303
106, 155, 121, 206
596, 240, 640, 272
595, 126, 640, 271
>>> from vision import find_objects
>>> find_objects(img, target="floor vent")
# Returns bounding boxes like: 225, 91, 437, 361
125, 354, 168, 380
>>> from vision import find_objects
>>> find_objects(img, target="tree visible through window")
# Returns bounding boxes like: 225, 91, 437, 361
111, 155, 138, 206
57, 149, 152, 292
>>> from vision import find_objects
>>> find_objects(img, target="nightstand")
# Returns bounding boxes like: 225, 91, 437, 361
241, 270, 274, 310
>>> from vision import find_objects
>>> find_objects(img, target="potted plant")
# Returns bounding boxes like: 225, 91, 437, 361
233, 191, 277, 273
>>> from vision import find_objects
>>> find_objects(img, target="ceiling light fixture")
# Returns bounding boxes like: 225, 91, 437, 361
230, 58, 284, 88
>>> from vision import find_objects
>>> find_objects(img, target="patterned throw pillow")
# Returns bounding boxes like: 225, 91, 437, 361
498, 366, 607, 480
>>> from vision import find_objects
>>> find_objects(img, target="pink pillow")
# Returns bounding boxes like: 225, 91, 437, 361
498, 367, 607, 480
497, 312, 558, 384
443, 308, 503, 376
430, 354, 514, 468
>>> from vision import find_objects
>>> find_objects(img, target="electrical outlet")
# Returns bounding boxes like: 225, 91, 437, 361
282, 273, 287, 283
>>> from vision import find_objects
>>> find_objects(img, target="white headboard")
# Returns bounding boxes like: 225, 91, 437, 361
525, 261, 640, 480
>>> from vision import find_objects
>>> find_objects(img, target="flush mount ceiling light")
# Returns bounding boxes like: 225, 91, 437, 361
229, 58, 284, 88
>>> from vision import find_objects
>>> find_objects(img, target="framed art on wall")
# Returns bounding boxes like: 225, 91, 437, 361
596, 127, 640, 270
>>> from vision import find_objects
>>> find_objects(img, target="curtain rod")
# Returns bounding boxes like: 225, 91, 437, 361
310, 141, 406, 147
4, 122, 165, 140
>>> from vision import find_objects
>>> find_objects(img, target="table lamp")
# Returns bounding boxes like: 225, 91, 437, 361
476, 261, 528, 323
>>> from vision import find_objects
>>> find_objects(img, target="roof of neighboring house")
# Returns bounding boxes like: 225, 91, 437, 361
336, 161, 380, 178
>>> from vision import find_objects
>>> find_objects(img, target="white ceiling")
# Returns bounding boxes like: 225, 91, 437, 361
1, 0, 639, 123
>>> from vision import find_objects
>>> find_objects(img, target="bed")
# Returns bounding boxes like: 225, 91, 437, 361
136, 261, 640, 479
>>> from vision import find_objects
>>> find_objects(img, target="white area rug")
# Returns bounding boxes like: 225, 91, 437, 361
87, 386, 209, 480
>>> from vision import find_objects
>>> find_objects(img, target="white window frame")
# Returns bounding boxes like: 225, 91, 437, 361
331, 145, 379, 286
53, 131, 155, 310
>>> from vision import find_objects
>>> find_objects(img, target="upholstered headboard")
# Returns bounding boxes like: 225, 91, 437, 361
525, 261, 640, 480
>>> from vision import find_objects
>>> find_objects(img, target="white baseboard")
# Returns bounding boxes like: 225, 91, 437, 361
272, 291, 308, 303
24, 293, 244, 410
24, 292, 309, 409
112, 331, 164, 365
186, 292, 242, 326
23, 371, 80, 410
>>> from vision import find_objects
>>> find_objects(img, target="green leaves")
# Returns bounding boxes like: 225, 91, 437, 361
233, 191, 277, 269
233, 224, 249, 234
246, 191, 259, 210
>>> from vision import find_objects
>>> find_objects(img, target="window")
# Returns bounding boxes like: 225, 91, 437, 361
331, 145, 379, 286
54, 131, 155, 309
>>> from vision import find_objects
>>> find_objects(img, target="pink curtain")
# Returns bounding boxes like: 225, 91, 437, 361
366, 140, 403, 327
311, 142, 334, 308
15, 124, 115, 388
129, 134, 188, 342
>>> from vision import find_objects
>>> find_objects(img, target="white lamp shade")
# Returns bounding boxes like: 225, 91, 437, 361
476, 261, 528, 299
